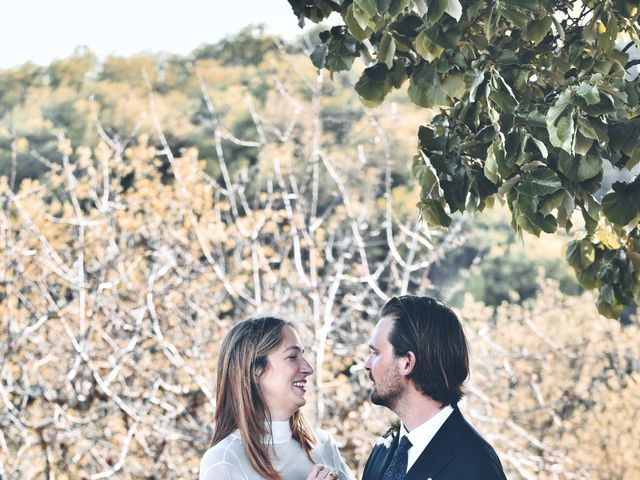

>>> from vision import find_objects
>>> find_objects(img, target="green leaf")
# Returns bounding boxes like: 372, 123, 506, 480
424, 23, 461, 49
530, 137, 548, 159
310, 44, 328, 69
375, 0, 394, 14
539, 189, 566, 215
523, 16, 553, 45
427, 0, 448, 23
408, 62, 448, 108
468, 69, 486, 103
500, 8, 528, 27
596, 296, 623, 319
318, 28, 359, 72
414, 30, 444, 61
577, 115, 608, 145
548, 112, 575, 154
387, 60, 408, 88
354, 0, 381, 17
378, 33, 396, 69
558, 151, 602, 182
509, 0, 542, 12
418, 199, 452, 227
602, 190, 640, 226
442, 163, 470, 212
546, 88, 575, 153
412, 157, 440, 196
626, 148, 640, 171
566, 239, 596, 269
444, 0, 463, 21
514, 206, 542, 236
546, 88, 572, 126
355, 63, 391, 105
574, 131, 593, 156
345, 4, 375, 41
575, 82, 600, 106
441, 73, 465, 100
389, 0, 411, 16
597, 14, 619, 56
489, 88, 517, 114
517, 168, 563, 197
484, 138, 502, 184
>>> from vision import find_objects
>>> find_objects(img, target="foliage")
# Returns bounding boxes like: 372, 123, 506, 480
429, 205, 583, 307
462, 283, 640, 479
1, 30, 638, 479
0, 35, 442, 478
286, 0, 640, 318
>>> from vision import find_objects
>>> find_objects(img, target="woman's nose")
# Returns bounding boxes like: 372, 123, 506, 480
301, 357, 314, 375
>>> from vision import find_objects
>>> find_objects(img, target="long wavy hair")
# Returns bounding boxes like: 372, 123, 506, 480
211, 316, 316, 479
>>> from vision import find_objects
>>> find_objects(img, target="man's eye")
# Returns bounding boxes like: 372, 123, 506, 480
288, 355, 297, 360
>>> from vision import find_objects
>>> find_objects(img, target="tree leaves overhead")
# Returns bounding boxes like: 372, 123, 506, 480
286, 0, 640, 318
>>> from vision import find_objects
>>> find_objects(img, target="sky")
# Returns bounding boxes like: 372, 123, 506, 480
0, 0, 313, 69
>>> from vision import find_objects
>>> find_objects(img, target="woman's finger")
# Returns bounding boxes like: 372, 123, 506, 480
306, 464, 328, 480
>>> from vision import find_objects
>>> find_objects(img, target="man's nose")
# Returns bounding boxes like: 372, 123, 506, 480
364, 355, 372, 371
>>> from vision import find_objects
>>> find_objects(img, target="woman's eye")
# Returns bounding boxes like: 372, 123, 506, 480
288, 355, 297, 360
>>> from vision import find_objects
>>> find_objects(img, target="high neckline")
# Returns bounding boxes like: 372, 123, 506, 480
269, 420, 293, 444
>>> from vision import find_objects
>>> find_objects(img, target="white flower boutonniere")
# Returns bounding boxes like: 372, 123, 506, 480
375, 435, 394, 449
376, 420, 400, 449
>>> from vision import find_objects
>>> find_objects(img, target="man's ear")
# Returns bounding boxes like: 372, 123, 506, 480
400, 351, 416, 376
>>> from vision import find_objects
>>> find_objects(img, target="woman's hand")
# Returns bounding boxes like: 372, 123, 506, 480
306, 464, 338, 480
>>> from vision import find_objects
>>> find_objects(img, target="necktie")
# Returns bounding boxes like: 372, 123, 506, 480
383, 435, 412, 480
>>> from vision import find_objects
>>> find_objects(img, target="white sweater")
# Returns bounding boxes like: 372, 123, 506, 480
199, 421, 356, 480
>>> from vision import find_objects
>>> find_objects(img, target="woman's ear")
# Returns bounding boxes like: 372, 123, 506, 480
253, 359, 267, 383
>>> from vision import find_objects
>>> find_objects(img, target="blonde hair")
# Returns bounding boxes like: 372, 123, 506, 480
211, 316, 316, 479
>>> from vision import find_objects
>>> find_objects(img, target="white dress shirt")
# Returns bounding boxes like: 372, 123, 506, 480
400, 404, 454, 472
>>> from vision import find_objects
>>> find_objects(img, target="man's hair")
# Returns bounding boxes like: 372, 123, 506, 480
380, 295, 469, 405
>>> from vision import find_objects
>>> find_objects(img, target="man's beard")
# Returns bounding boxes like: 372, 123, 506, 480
369, 369, 403, 409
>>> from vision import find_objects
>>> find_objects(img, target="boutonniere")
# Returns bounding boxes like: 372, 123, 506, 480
376, 420, 400, 449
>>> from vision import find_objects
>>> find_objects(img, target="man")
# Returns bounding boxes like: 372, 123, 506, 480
362, 295, 507, 480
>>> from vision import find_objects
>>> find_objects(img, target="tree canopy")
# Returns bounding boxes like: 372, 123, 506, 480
286, 0, 640, 318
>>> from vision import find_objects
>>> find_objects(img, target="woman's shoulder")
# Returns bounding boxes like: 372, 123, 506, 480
312, 427, 339, 448
200, 431, 244, 466
312, 427, 331, 441
199, 432, 250, 480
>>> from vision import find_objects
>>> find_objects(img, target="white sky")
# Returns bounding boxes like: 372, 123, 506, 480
0, 0, 312, 69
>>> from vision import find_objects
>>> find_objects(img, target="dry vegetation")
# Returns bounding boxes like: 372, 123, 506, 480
1, 43, 638, 479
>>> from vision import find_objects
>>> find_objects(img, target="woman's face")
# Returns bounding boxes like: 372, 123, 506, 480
259, 326, 314, 421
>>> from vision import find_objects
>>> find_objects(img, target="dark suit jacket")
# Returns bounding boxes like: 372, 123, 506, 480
362, 407, 507, 480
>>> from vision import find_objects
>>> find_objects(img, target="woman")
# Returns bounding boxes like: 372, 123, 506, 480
199, 316, 355, 480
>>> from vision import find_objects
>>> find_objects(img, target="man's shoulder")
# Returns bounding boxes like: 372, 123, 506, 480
450, 409, 499, 449
446, 410, 506, 477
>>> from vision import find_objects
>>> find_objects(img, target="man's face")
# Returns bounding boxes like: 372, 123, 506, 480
364, 315, 404, 409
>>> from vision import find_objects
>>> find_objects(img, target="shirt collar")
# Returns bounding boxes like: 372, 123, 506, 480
400, 404, 454, 470
269, 420, 293, 444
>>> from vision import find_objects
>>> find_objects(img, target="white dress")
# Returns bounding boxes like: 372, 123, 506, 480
199, 421, 356, 480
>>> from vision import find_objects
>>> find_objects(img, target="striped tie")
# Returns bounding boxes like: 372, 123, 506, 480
382, 435, 412, 480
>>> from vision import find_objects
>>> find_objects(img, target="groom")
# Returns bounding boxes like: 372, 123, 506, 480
362, 295, 507, 480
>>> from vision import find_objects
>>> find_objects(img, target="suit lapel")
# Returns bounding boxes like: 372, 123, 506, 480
404, 407, 464, 480
383, 434, 400, 474
363, 433, 400, 480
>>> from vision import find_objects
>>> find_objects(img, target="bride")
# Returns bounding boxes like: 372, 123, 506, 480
199, 316, 356, 480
